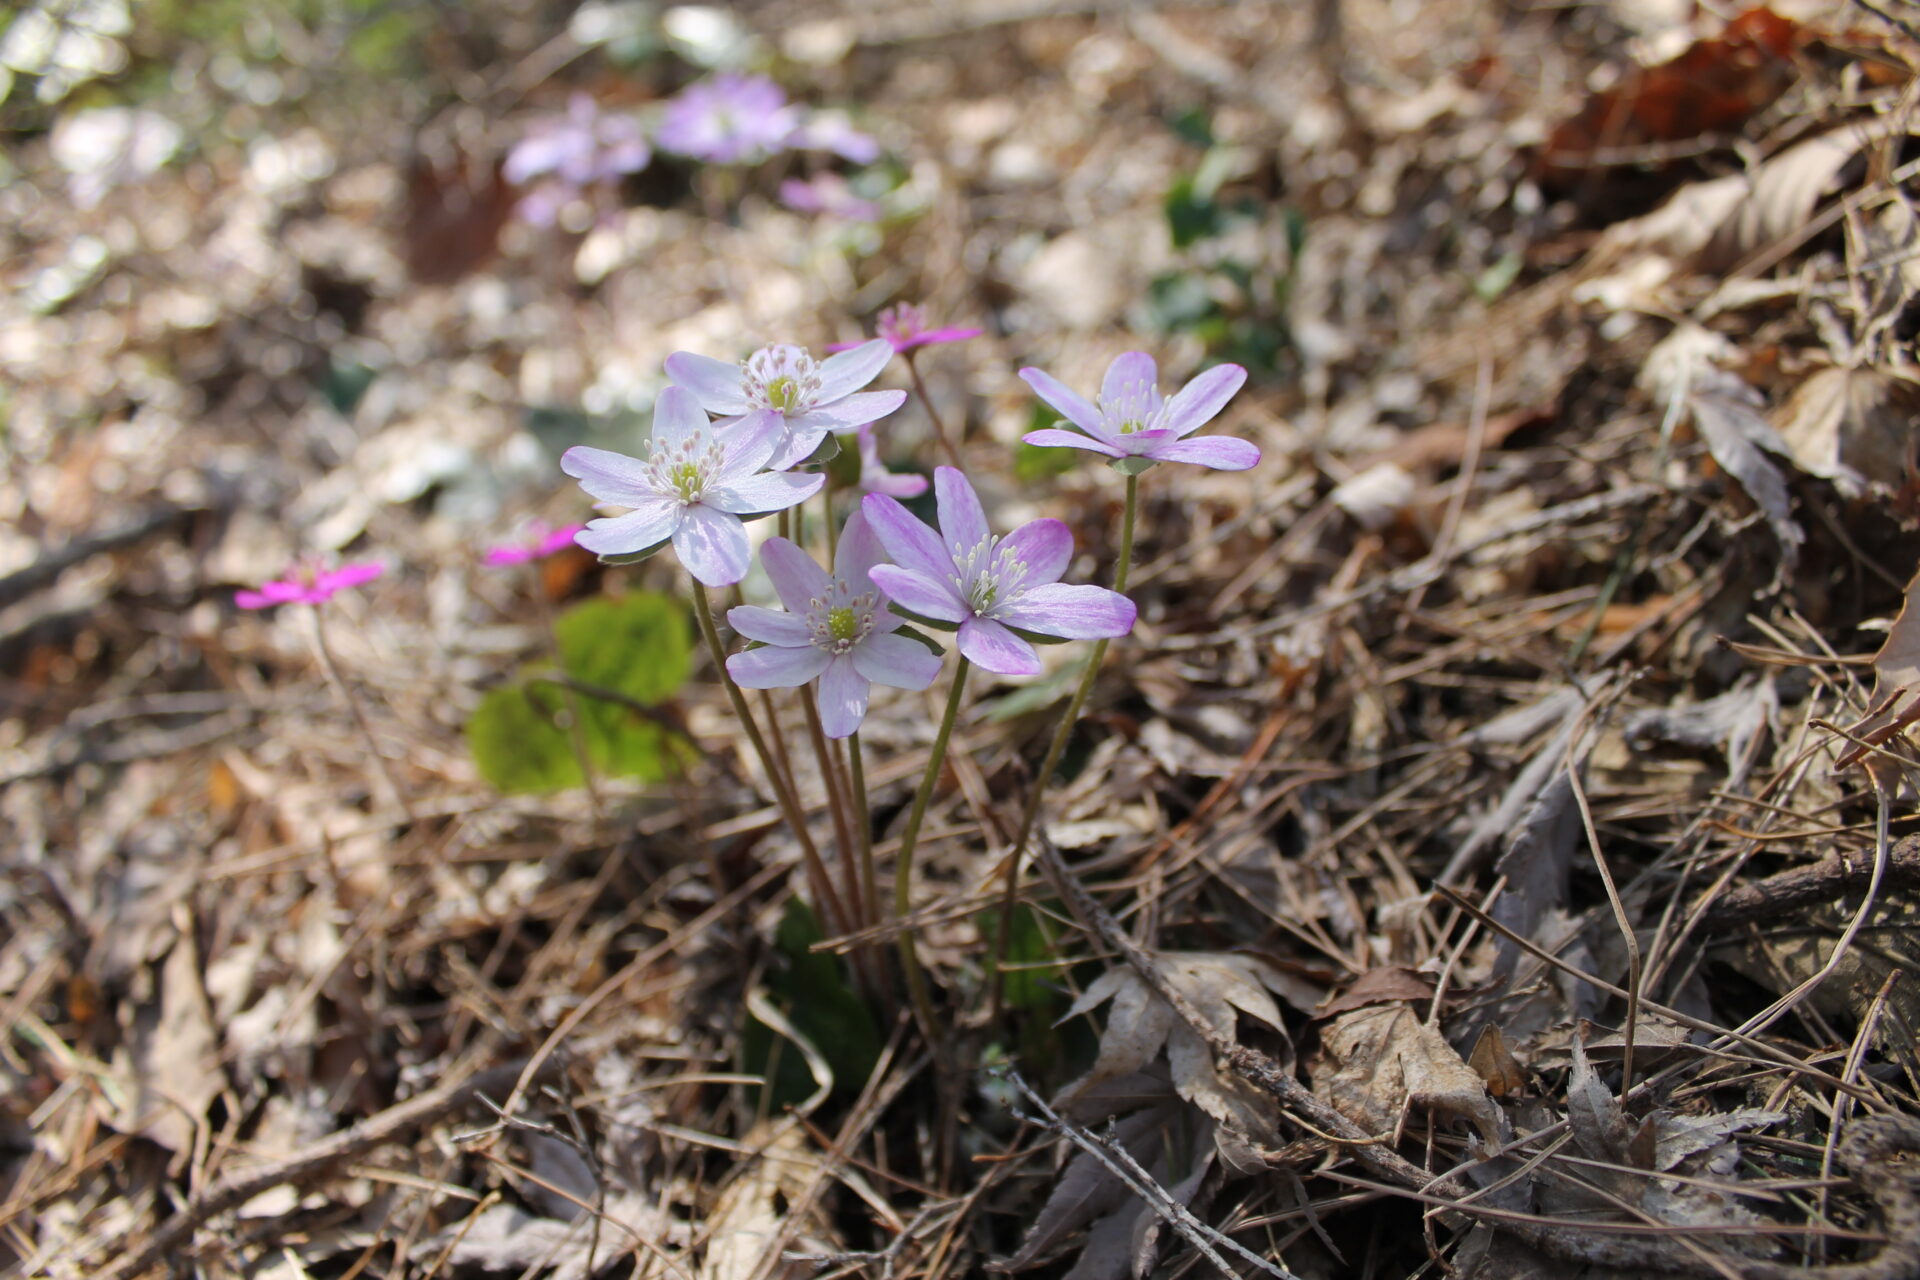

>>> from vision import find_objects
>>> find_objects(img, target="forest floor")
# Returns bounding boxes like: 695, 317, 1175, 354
5, 0, 1920, 1277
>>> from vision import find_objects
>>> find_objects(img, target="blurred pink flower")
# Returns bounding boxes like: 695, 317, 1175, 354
236, 561, 384, 610
484, 522, 587, 566
827, 303, 982, 355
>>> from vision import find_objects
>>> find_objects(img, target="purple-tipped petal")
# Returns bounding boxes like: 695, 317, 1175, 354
1022, 428, 1123, 458
1102, 351, 1158, 406
932, 467, 990, 554
651, 385, 711, 451
727, 604, 815, 646
957, 616, 1040, 675
234, 588, 276, 609
832, 508, 887, 587
1019, 368, 1105, 436
814, 339, 892, 402
706, 469, 822, 516
815, 656, 871, 738
868, 564, 968, 623
1162, 363, 1247, 437
757, 537, 832, 613
562, 445, 660, 506
993, 583, 1136, 639
1148, 436, 1262, 471
576, 500, 680, 557
665, 352, 752, 415
788, 389, 907, 433
1001, 518, 1073, 587
671, 505, 751, 586
728, 644, 832, 689
853, 632, 943, 690
862, 493, 957, 582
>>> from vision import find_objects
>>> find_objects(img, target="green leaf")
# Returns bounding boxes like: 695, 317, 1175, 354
1107, 455, 1159, 477
988, 903, 1063, 1013
555, 594, 691, 704
1473, 250, 1524, 303
469, 593, 694, 794
465, 684, 586, 794
981, 652, 1088, 722
744, 899, 882, 1107
1164, 173, 1220, 250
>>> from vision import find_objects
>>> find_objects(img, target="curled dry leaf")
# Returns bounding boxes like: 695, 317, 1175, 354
1640, 324, 1802, 578
1061, 952, 1303, 1165
1702, 121, 1920, 271
1316, 1001, 1504, 1145
1773, 365, 1920, 500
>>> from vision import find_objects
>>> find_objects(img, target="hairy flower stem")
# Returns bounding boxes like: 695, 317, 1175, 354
989, 473, 1139, 1016
303, 604, 416, 828
801, 689, 863, 927
904, 353, 964, 469
690, 582, 851, 936
896, 658, 970, 1044
848, 730, 880, 939
528, 565, 602, 820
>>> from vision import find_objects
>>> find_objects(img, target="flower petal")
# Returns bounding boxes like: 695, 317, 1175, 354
717, 408, 785, 474
933, 466, 990, 554
766, 423, 834, 471
868, 564, 967, 622
853, 632, 943, 690
757, 537, 832, 614
862, 493, 956, 582
1147, 435, 1262, 471
706, 469, 822, 516
1001, 518, 1073, 586
903, 326, 983, 350
562, 445, 660, 506
655, 385, 718, 452
815, 656, 871, 738
1019, 367, 1105, 436
1102, 351, 1158, 407
728, 644, 831, 689
576, 500, 680, 557
315, 562, 385, 595
671, 504, 751, 586
832, 508, 887, 588
1022, 428, 1122, 458
788, 389, 907, 432
234, 589, 276, 609
957, 616, 1040, 675
727, 604, 815, 646
665, 351, 751, 415
993, 583, 1136, 640
814, 338, 892, 403
1162, 363, 1247, 437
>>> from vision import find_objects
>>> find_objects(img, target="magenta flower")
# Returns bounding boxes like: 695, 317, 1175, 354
560, 386, 821, 587
827, 303, 983, 355
725, 511, 942, 738
236, 560, 384, 610
665, 340, 906, 471
1019, 352, 1258, 472
656, 73, 801, 165
856, 423, 927, 498
484, 522, 587, 566
862, 468, 1135, 676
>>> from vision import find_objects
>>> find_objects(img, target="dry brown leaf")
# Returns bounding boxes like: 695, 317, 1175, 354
1773, 364, 1920, 499
1317, 1002, 1503, 1144
1467, 1025, 1529, 1098
700, 1123, 829, 1280
111, 919, 225, 1169
1702, 121, 1920, 270
1315, 965, 1435, 1018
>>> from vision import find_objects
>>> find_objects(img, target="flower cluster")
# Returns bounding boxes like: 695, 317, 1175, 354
504, 93, 653, 227
506, 75, 878, 225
